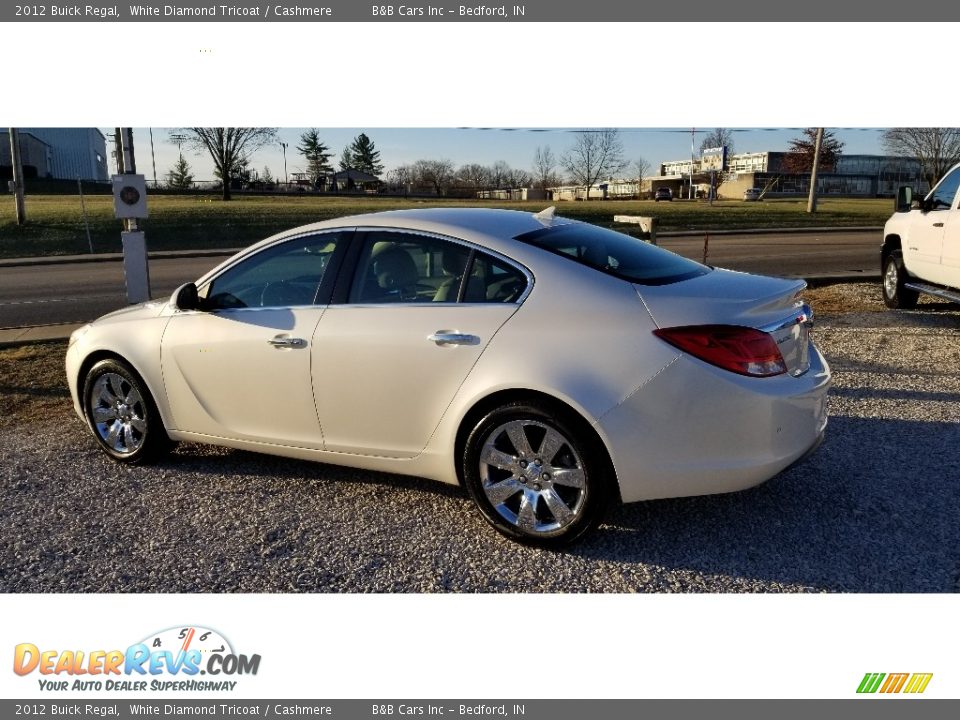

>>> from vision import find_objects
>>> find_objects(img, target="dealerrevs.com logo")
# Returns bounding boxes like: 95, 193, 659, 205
857, 672, 933, 695
13, 626, 261, 692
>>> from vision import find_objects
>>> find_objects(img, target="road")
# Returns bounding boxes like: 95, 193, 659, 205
0, 230, 880, 328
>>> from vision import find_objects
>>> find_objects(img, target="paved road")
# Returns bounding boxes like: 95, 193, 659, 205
0, 230, 880, 328
0, 255, 234, 328
658, 230, 878, 278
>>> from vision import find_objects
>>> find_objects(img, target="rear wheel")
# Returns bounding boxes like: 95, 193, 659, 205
82, 358, 170, 464
463, 401, 610, 547
882, 253, 919, 309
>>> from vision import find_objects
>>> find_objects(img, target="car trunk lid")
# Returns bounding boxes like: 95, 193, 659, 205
636, 268, 813, 377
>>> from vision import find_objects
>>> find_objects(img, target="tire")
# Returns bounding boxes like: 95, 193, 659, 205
81, 358, 171, 464
882, 253, 919, 309
462, 401, 611, 547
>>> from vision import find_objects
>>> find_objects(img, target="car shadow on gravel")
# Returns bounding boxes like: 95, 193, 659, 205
162, 443, 468, 501
573, 415, 960, 592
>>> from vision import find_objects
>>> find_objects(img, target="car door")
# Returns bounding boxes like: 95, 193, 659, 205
160, 230, 348, 448
311, 229, 531, 458
908, 166, 960, 285
934, 170, 960, 286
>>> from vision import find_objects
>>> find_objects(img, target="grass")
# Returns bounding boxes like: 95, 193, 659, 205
0, 342, 70, 429
0, 194, 893, 259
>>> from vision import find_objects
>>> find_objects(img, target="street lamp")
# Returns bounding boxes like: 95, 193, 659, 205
279, 141, 289, 187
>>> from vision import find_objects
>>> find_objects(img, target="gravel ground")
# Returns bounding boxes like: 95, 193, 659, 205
1, 283, 959, 593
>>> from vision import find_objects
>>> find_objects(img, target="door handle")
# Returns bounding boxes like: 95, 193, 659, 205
427, 332, 480, 346
267, 336, 307, 348
933, 222, 945, 227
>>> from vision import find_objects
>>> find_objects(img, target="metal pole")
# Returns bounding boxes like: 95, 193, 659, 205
114, 128, 124, 174
118, 126, 150, 303
690, 127, 695, 200
807, 127, 824, 213
149, 128, 157, 187
8, 128, 26, 224
78, 178, 93, 254
120, 128, 138, 232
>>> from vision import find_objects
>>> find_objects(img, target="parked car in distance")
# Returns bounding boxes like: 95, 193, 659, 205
66, 207, 831, 546
743, 188, 763, 201
654, 187, 673, 202
882, 162, 960, 309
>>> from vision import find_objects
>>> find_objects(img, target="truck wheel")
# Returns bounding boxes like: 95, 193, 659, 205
882, 254, 919, 309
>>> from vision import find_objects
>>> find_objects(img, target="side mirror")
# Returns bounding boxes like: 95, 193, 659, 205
171, 282, 200, 311
895, 186, 913, 213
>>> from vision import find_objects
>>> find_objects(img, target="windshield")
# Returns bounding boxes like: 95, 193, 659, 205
515, 222, 710, 286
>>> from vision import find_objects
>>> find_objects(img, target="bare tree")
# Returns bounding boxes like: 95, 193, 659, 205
632, 157, 650, 181
507, 168, 532, 188
699, 128, 734, 156
532, 146, 559, 190
184, 127, 277, 200
457, 163, 490, 190
561, 129, 627, 200
488, 160, 511, 189
413, 159, 455, 196
386, 164, 415, 195
882, 128, 960, 187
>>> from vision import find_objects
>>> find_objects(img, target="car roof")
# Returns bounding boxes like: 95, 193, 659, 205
247, 207, 575, 256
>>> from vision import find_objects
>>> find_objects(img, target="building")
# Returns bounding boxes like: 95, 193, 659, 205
659, 151, 929, 199
0, 131, 52, 179
18, 128, 108, 181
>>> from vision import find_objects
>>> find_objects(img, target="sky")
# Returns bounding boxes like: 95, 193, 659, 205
124, 127, 888, 184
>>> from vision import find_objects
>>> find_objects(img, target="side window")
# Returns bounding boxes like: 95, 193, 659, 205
928, 167, 960, 210
348, 232, 471, 304
201, 233, 342, 310
346, 232, 529, 305
464, 252, 529, 303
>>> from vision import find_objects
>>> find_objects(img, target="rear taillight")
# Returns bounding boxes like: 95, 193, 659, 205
653, 325, 787, 377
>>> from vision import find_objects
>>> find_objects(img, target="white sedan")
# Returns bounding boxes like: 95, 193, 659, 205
66, 208, 831, 546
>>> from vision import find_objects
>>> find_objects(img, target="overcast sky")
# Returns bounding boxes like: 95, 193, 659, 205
125, 127, 888, 183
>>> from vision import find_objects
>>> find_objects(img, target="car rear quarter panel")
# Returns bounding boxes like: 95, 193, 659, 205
421, 249, 681, 482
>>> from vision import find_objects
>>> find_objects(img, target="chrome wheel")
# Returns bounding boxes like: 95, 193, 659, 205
883, 259, 899, 300
89, 372, 148, 454
478, 419, 587, 535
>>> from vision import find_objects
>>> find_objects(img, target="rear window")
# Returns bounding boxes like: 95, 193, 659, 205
515, 222, 709, 286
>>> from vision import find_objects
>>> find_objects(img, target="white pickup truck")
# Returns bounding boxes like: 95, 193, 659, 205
881, 161, 960, 308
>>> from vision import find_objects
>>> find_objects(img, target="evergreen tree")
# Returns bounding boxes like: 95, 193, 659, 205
782, 128, 844, 173
345, 133, 384, 176
297, 129, 334, 185
339, 147, 354, 172
166, 155, 194, 190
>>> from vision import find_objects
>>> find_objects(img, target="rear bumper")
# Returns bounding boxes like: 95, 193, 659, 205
597, 342, 831, 503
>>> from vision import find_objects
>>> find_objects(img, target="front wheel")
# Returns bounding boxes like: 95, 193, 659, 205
882, 254, 919, 309
82, 358, 170, 464
462, 401, 611, 547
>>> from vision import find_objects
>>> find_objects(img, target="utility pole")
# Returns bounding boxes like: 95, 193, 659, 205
8, 128, 26, 224
690, 127, 696, 200
807, 127, 824, 214
148, 128, 158, 187
113, 127, 151, 303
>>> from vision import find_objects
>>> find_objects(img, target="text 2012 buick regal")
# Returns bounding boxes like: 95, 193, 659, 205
67, 208, 830, 545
